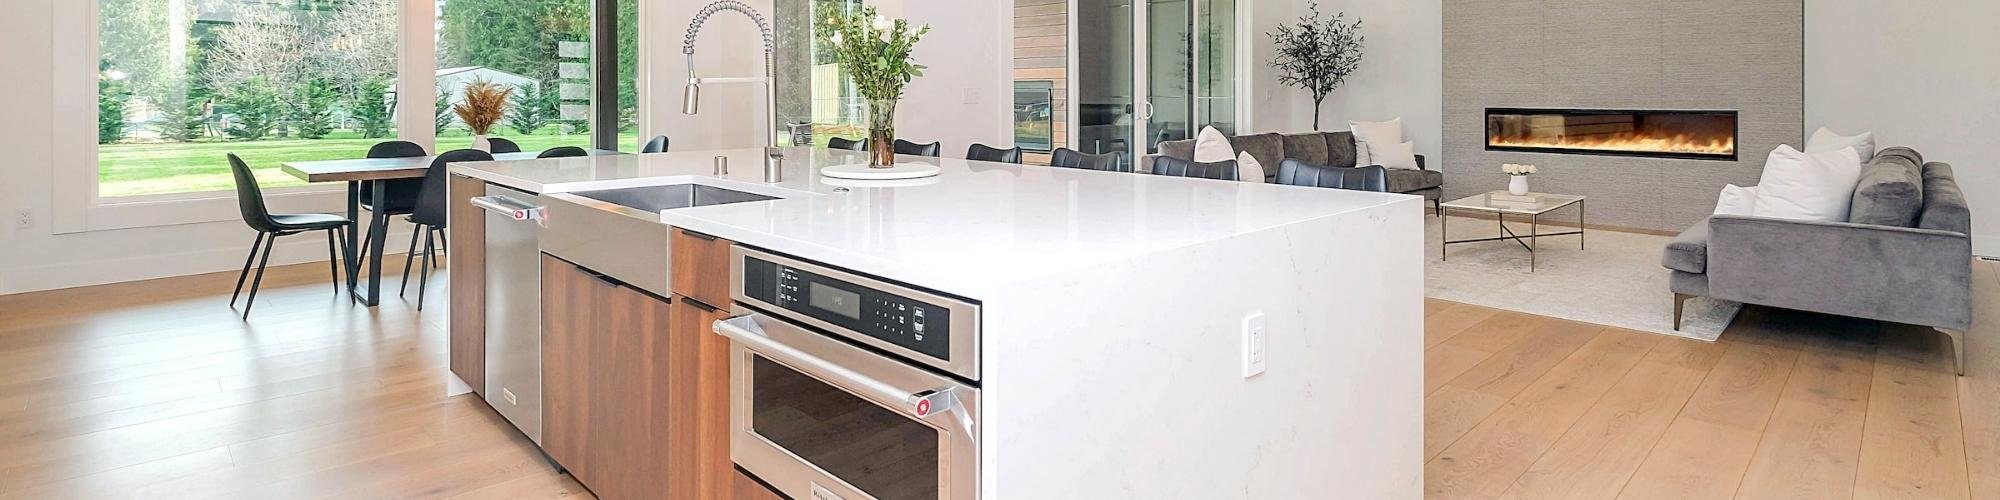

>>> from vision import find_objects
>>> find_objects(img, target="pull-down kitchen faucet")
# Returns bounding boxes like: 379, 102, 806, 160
682, 0, 783, 182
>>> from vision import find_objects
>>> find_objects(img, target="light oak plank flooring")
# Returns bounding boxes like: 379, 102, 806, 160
3, 257, 1996, 499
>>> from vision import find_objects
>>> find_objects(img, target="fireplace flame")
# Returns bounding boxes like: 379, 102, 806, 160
1488, 132, 1736, 156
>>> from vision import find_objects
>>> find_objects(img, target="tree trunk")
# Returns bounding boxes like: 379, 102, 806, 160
1312, 96, 1327, 131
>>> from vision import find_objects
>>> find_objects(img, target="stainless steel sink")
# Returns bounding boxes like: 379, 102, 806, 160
570, 184, 778, 213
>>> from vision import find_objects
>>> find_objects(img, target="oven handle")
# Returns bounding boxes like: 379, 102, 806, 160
715, 314, 958, 418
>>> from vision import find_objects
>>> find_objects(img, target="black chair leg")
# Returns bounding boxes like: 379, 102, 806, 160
242, 233, 278, 319
231, 232, 267, 307
325, 229, 341, 295
337, 228, 356, 304
417, 230, 434, 311
427, 227, 441, 269
400, 226, 422, 297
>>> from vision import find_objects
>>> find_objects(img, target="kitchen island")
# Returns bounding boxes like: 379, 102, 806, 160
448, 147, 1424, 499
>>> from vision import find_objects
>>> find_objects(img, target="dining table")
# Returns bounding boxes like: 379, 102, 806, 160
282, 149, 619, 306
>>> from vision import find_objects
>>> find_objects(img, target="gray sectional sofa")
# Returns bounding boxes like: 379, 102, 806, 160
1151, 131, 1444, 213
1663, 147, 1974, 374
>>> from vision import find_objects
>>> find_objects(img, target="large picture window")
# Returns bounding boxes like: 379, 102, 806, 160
434, 0, 640, 153
95, 0, 400, 198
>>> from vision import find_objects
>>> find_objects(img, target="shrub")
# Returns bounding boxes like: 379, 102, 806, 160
292, 79, 336, 139
98, 76, 129, 144
222, 77, 283, 140
353, 78, 394, 139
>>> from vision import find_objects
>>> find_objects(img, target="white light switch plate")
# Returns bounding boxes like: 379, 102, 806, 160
1242, 313, 1267, 378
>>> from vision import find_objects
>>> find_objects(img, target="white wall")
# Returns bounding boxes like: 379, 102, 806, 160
1807, 0, 1999, 254
1262, 0, 1442, 161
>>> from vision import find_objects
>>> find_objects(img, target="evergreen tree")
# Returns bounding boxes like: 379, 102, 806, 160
435, 86, 455, 134
506, 82, 553, 135
222, 77, 283, 140
98, 74, 130, 144
353, 78, 394, 139
293, 79, 337, 139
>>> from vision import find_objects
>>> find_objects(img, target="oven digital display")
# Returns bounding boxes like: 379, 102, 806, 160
808, 282, 861, 319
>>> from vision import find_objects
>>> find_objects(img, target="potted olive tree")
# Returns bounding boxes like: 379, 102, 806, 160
1269, 2, 1365, 131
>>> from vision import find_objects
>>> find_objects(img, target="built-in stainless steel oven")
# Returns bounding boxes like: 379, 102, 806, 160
714, 246, 979, 500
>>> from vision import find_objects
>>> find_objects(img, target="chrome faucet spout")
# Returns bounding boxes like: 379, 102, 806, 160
680, 0, 782, 163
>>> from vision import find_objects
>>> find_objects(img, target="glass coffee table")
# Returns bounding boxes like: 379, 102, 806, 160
1440, 191, 1586, 272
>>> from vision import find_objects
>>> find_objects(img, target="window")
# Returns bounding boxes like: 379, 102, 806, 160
95, 0, 400, 198
434, 0, 639, 153
777, 0, 867, 146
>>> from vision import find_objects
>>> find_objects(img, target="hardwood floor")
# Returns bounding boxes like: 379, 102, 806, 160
1424, 260, 2000, 500
3, 258, 1995, 499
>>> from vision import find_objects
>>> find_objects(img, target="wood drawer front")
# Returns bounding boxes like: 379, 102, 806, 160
447, 174, 487, 394
672, 297, 734, 499
732, 468, 788, 500
670, 227, 733, 308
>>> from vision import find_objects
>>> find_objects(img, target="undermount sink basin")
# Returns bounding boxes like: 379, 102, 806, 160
571, 184, 778, 213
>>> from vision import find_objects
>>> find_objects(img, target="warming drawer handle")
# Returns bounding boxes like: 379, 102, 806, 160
470, 195, 545, 222
715, 315, 940, 415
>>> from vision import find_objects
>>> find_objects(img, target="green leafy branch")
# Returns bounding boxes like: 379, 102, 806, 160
816, 6, 931, 102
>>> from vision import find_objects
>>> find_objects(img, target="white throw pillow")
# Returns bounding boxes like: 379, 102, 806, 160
1750, 145, 1863, 222
1806, 126, 1875, 163
1349, 118, 1404, 166
1237, 152, 1265, 183
1712, 184, 1761, 216
1374, 141, 1420, 170
1193, 126, 1235, 162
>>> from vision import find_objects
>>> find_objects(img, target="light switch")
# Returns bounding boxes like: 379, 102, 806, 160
1242, 313, 1267, 378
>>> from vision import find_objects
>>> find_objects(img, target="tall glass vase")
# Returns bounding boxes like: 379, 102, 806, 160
867, 98, 898, 167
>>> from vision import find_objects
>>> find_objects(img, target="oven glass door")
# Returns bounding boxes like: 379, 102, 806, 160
752, 355, 940, 499
720, 313, 978, 500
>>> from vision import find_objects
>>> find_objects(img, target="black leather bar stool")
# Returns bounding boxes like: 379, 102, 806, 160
226, 153, 353, 318
641, 135, 670, 153
893, 139, 942, 157
1275, 159, 1388, 192
967, 143, 1023, 164
828, 137, 867, 151
1148, 156, 1239, 180
1051, 148, 1129, 172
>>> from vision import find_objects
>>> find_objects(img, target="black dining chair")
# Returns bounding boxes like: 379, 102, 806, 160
827, 137, 868, 151
641, 135, 670, 153
486, 137, 523, 154
1149, 156, 1240, 181
226, 154, 353, 318
893, 139, 942, 157
355, 141, 427, 264
538, 146, 590, 158
401, 149, 493, 310
1275, 159, 1388, 192
1051, 148, 1129, 172
966, 143, 1023, 164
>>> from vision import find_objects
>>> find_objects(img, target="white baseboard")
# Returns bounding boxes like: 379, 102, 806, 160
1977, 234, 2000, 259
2, 229, 421, 295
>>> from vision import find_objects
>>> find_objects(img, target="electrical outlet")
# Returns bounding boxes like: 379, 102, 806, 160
962, 87, 981, 104
14, 208, 32, 230
1242, 312, 1267, 378
502, 388, 518, 406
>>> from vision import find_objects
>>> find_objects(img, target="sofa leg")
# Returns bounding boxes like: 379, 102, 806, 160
1672, 293, 1693, 331
1936, 327, 1966, 376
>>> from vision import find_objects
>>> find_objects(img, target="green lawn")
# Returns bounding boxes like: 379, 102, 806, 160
98, 131, 637, 198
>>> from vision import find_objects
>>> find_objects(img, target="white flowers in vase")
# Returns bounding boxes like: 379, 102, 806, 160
1502, 163, 1539, 176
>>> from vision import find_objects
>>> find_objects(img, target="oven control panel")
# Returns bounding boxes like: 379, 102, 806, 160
742, 256, 952, 361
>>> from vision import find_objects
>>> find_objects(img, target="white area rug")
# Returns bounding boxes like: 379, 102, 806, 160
1425, 215, 1739, 341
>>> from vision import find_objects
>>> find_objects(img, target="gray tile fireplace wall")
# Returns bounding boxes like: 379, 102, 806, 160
1443, 0, 1802, 232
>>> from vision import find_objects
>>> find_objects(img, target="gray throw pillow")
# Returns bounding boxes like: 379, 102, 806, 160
1847, 157, 1924, 227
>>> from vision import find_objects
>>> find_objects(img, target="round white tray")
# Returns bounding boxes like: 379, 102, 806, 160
820, 162, 942, 180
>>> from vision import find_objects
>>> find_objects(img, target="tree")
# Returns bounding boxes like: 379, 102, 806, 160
1268, 1, 1364, 131
98, 73, 130, 144
353, 78, 395, 139
207, 0, 399, 136
293, 79, 337, 139
222, 77, 283, 140
507, 82, 554, 135
435, 87, 456, 134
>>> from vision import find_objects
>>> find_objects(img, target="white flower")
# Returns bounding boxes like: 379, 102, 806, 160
872, 15, 893, 32
829, 31, 842, 46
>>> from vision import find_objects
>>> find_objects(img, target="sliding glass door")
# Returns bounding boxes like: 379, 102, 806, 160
1075, 0, 1237, 160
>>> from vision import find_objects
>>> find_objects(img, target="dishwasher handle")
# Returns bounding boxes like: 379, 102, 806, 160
471, 195, 545, 223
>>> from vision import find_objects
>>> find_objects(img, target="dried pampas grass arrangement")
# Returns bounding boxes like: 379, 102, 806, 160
454, 80, 511, 135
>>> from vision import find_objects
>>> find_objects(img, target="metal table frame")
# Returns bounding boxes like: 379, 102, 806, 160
1440, 193, 1586, 272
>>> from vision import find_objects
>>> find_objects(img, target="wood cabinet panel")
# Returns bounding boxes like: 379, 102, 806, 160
673, 297, 734, 499
540, 254, 603, 484
589, 275, 677, 500
732, 468, 788, 500
448, 174, 487, 394
671, 228, 734, 308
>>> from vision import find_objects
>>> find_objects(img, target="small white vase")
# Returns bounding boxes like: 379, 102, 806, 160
1508, 175, 1529, 196
471, 134, 491, 152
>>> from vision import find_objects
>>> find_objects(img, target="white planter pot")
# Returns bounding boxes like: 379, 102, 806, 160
1508, 175, 1529, 196
472, 135, 491, 152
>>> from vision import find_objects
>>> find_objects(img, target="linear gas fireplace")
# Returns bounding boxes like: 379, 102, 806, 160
1486, 108, 1738, 161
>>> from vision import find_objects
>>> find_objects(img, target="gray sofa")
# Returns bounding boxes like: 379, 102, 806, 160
1151, 131, 1444, 213
1663, 147, 1974, 374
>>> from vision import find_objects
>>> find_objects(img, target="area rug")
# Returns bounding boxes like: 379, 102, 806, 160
1424, 215, 1738, 341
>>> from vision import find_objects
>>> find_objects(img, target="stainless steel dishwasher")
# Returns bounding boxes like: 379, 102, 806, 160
469, 184, 546, 444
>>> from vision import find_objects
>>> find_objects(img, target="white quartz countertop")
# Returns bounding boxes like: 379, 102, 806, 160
453, 147, 1415, 299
